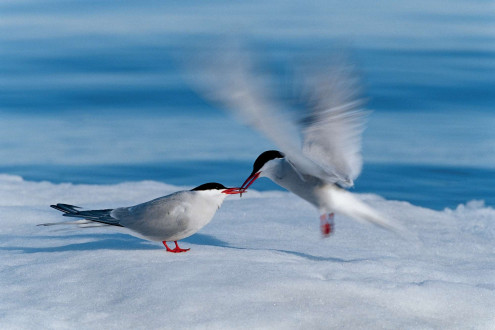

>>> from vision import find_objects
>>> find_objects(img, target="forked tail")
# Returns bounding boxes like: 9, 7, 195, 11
329, 189, 406, 235
48, 203, 122, 227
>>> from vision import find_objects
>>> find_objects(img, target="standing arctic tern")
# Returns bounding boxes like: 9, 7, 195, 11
197, 47, 401, 235
47, 183, 243, 252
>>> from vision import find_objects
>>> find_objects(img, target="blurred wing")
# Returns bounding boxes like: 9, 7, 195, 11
194, 46, 344, 182
299, 59, 367, 186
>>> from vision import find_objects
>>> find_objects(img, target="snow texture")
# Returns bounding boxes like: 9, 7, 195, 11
1, 174, 494, 329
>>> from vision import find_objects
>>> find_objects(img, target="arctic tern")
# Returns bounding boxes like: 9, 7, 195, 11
198, 47, 402, 236
46, 183, 243, 252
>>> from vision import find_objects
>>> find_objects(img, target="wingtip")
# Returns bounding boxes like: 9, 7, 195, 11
50, 203, 81, 214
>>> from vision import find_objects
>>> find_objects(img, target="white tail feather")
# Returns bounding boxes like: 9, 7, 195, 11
329, 188, 406, 234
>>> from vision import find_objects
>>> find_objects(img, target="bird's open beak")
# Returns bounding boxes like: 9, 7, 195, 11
240, 171, 261, 191
221, 187, 245, 195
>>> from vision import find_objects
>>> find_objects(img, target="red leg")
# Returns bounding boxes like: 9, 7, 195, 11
162, 241, 190, 253
320, 213, 335, 237
172, 241, 190, 253
162, 241, 174, 252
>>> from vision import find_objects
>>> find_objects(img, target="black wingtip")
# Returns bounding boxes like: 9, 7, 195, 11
50, 203, 81, 214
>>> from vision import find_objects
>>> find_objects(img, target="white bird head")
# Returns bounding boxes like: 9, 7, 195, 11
240, 150, 285, 190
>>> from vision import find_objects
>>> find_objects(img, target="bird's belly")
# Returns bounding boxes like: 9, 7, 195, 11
123, 207, 216, 242
272, 175, 323, 207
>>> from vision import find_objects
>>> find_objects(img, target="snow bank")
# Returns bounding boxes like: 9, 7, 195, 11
1, 174, 494, 329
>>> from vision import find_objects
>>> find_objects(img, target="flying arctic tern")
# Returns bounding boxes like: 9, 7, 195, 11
198, 48, 402, 236
46, 183, 243, 252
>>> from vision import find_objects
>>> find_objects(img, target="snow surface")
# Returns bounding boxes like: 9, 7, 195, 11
1, 174, 494, 329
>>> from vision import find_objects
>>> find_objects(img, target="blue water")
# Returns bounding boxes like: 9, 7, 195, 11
1, 0, 494, 210
2, 162, 495, 210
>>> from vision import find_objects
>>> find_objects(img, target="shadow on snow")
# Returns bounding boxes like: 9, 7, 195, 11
2, 232, 373, 263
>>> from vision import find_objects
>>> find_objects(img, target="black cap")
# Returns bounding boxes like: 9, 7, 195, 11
252, 150, 285, 174
191, 182, 228, 191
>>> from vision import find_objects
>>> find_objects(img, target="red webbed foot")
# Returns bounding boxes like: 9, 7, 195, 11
163, 241, 190, 253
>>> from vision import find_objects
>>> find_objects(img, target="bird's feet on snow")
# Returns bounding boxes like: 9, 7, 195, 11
320, 213, 335, 237
163, 241, 190, 253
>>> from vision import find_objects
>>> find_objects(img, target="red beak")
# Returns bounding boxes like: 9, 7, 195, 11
221, 187, 245, 195
240, 172, 261, 191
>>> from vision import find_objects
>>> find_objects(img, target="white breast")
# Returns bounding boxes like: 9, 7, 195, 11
267, 159, 330, 211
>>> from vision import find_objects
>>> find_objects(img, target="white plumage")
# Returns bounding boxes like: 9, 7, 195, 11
197, 45, 403, 235
46, 183, 242, 252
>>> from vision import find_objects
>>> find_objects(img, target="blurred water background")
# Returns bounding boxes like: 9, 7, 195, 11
1, 0, 494, 210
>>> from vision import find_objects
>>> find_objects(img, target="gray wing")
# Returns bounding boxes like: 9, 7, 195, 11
193, 46, 346, 184
298, 60, 367, 185
49, 203, 122, 227
111, 191, 189, 227
193, 45, 365, 186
